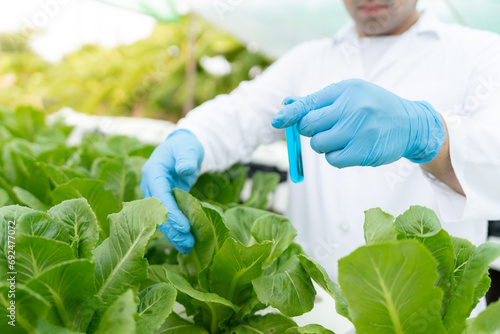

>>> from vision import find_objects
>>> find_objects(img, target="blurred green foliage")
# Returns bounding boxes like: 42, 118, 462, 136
0, 16, 272, 121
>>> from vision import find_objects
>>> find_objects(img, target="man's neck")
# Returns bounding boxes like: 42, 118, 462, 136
357, 11, 421, 37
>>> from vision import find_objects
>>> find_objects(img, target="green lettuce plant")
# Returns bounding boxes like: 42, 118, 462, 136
299, 206, 500, 334
0, 105, 154, 221
1, 104, 499, 333
190, 163, 280, 210
0, 105, 279, 232
0, 195, 332, 334
160, 188, 321, 333
0, 198, 174, 334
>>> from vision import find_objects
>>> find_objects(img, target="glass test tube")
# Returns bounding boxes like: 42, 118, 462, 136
285, 123, 304, 183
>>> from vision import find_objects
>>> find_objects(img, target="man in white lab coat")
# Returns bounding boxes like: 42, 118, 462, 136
141, 0, 500, 281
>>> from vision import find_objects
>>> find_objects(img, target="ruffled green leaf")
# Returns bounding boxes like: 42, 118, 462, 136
93, 198, 166, 305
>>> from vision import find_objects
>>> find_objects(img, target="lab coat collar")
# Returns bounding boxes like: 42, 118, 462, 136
414, 11, 444, 39
332, 11, 443, 45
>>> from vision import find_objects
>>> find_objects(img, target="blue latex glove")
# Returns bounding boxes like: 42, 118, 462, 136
272, 79, 445, 168
141, 129, 204, 254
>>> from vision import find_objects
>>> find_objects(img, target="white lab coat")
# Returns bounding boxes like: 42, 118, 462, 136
178, 12, 500, 281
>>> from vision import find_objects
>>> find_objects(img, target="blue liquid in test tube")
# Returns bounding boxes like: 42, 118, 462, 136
285, 124, 304, 183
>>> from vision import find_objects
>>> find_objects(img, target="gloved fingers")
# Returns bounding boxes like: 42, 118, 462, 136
173, 146, 203, 177
149, 175, 192, 234
282, 96, 301, 106
141, 139, 173, 198
324, 145, 366, 169
273, 83, 344, 129
309, 126, 351, 154
140, 177, 151, 198
175, 244, 193, 255
302, 82, 344, 110
297, 104, 341, 137
166, 130, 204, 176
158, 223, 194, 254
171, 172, 199, 193
272, 98, 311, 129
165, 208, 193, 235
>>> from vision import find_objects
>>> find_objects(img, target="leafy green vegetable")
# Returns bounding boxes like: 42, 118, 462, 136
253, 255, 316, 317
165, 269, 238, 333
286, 324, 335, 334
0, 105, 156, 222
97, 157, 138, 205
95, 290, 137, 334
466, 300, 500, 334
100, 136, 147, 157
209, 238, 273, 305
225, 206, 268, 246
451, 236, 477, 286
1, 138, 52, 204
0, 204, 34, 222
228, 313, 297, 333
190, 164, 280, 211
0, 197, 182, 333
12, 186, 49, 211
0, 188, 10, 206
15, 234, 74, 283
16, 211, 71, 243
47, 198, 100, 259
136, 283, 177, 334
0, 110, 313, 333
315, 205, 500, 334
160, 189, 322, 331
201, 205, 230, 254
0, 283, 51, 334
93, 198, 167, 305
39, 162, 78, 187
26, 259, 99, 332
339, 241, 446, 334
52, 178, 119, 238
157, 313, 209, 334
363, 208, 396, 244
424, 231, 456, 308
2, 105, 498, 333
190, 164, 249, 205
250, 213, 297, 267
472, 273, 492, 315
443, 242, 500, 334
244, 170, 280, 209
35, 319, 85, 334
298, 254, 349, 320
393, 208, 456, 315
174, 189, 219, 285
394, 205, 442, 238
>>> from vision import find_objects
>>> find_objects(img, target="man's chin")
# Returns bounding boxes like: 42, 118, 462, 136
357, 21, 393, 36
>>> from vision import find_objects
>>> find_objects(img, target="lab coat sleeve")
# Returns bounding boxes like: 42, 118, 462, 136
176, 42, 313, 173
430, 33, 500, 222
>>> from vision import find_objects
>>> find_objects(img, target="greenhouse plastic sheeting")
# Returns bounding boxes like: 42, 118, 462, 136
93, 0, 500, 58
182, 0, 500, 58
185, 0, 349, 58
98, 0, 179, 22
